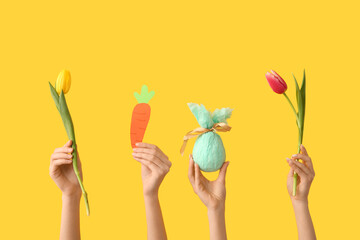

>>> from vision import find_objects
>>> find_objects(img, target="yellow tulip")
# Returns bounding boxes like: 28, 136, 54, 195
55, 70, 71, 95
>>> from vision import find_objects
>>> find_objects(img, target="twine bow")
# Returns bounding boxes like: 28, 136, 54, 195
180, 122, 232, 155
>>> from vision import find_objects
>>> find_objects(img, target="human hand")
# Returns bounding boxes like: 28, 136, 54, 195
188, 155, 230, 211
49, 140, 82, 199
287, 145, 315, 203
132, 143, 172, 197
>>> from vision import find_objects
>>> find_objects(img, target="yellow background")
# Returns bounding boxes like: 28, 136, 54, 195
1, 0, 359, 239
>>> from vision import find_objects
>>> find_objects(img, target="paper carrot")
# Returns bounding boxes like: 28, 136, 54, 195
49, 70, 90, 216
130, 85, 155, 148
265, 70, 306, 196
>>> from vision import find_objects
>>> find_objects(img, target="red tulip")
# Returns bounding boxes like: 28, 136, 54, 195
265, 70, 287, 94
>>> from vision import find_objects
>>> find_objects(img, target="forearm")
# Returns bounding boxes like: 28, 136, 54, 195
144, 193, 167, 240
208, 205, 227, 240
292, 200, 316, 240
60, 194, 81, 240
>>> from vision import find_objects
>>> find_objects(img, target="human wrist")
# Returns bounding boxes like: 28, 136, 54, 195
208, 202, 225, 215
207, 204, 226, 235
143, 190, 159, 200
62, 191, 81, 202
291, 198, 309, 212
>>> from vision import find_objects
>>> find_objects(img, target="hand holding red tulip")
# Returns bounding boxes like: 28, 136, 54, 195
286, 145, 315, 201
266, 70, 306, 196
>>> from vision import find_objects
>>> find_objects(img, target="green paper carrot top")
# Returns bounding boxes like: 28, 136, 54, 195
130, 85, 155, 148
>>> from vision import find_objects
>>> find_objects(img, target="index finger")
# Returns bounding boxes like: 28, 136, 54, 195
64, 140, 72, 147
188, 155, 195, 185
292, 153, 314, 172
54, 140, 73, 154
135, 142, 168, 158
135, 142, 156, 149
133, 148, 170, 165
54, 146, 73, 154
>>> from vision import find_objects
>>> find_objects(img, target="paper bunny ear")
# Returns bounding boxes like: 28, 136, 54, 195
212, 108, 233, 124
188, 103, 214, 129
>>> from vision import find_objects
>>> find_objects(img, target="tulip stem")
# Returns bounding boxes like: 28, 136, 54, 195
283, 92, 302, 196
72, 141, 90, 216
49, 84, 90, 216
293, 129, 302, 196
283, 93, 300, 128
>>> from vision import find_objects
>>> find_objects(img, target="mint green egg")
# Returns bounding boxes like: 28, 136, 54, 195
187, 103, 233, 172
193, 131, 226, 172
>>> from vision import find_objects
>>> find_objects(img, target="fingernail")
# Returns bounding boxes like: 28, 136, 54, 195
135, 143, 140, 146
132, 152, 137, 156
292, 154, 297, 158
286, 158, 290, 162
133, 148, 137, 152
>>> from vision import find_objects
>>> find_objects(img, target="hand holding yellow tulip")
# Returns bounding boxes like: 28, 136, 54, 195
49, 70, 90, 216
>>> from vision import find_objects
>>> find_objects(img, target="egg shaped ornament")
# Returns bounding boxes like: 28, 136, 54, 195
188, 103, 233, 172
193, 131, 226, 172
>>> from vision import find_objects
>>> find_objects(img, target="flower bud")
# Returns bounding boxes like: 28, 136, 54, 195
55, 70, 71, 95
265, 70, 287, 94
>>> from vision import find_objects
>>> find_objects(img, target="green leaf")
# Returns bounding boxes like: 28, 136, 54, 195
300, 70, 306, 139
59, 91, 75, 141
300, 70, 306, 121
292, 74, 301, 126
49, 82, 60, 111
292, 74, 300, 111
293, 73, 305, 143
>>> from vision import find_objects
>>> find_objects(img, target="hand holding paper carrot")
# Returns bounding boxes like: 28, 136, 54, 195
132, 142, 172, 196
130, 85, 155, 148
132, 142, 171, 240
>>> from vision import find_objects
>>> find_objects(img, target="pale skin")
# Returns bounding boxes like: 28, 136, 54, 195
287, 145, 316, 240
132, 142, 172, 240
49, 140, 82, 240
188, 155, 229, 240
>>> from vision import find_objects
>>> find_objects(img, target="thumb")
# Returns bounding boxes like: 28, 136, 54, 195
217, 161, 230, 182
64, 140, 72, 147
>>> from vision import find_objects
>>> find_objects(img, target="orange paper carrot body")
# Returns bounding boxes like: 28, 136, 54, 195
130, 85, 155, 148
